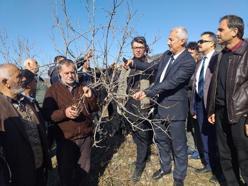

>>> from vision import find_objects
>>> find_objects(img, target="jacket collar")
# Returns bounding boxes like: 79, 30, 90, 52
223, 39, 248, 56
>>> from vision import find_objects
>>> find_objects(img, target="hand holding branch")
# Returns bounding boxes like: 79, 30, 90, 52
84, 49, 93, 61
65, 106, 80, 119
132, 90, 146, 100
123, 59, 133, 70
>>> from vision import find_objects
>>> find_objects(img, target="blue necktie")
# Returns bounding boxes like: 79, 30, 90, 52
198, 57, 207, 98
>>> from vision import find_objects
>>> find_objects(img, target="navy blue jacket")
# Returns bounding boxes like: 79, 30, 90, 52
133, 50, 195, 121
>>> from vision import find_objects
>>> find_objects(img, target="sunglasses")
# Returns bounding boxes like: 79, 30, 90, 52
197, 40, 212, 44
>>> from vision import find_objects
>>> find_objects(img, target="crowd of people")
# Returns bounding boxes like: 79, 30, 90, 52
0, 14, 248, 186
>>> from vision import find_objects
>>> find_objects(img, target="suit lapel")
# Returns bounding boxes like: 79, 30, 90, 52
163, 50, 186, 80
204, 52, 218, 89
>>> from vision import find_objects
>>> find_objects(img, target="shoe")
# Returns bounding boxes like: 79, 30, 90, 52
145, 156, 151, 162
173, 178, 184, 186
187, 148, 194, 155
209, 175, 218, 184
152, 169, 171, 180
131, 168, 143, 183
190, 151, 200, 159
195, 166, 211, 173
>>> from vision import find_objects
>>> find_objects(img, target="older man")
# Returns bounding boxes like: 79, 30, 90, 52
0, 63, 48, 186
43, 59, 98, 186
125, 27, 195, 186
24, 58, 48, 107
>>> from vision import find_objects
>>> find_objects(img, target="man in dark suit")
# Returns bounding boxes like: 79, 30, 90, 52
125, 27, 195, 186
191, 32, 223, 183
186, 42, 201, 159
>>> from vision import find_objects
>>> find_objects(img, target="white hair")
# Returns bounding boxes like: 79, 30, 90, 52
171, 26, 188, 46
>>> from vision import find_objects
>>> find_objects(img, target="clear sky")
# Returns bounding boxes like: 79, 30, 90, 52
0, 0, 247, 72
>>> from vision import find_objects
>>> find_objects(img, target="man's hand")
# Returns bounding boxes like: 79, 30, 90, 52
65, 106, 79, 119
84, 49, 93, 61
82, 86, 92, 98
133, 90, 146, 100
245, 124, 248, 136
192, 114, 197, 119
123, 59, 133, 70
208, 114, 216, 124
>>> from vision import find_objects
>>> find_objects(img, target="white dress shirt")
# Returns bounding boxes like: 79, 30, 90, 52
159, 49, 185, 83
195, 50, 215, 93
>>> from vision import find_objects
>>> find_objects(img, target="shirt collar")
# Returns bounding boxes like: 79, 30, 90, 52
61, 81, 78, 92
230, 40, 243, 52
204, 49, 215, 60
173, 49, 185, 60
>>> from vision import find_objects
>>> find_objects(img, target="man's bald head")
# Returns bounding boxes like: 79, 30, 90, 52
0, 64, 23, 98
24, 58, 39, 74
0, 64, 19, 80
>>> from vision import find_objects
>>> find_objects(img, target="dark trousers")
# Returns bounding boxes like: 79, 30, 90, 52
131, 120, 152, 170
216, 105, 248, 186
34, 167, 47, 186
195, 96, 223, 179
153, 120, 188, 181
186, 112, 198, 151
56, 137, 91, 186
191, 115, 205, 162
12, 167, 46, 186
0, 155, 9, 186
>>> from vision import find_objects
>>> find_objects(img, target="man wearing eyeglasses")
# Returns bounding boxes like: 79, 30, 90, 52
117, 36, 161, 183
191, 32, 224, 184
208, 15, 248, 186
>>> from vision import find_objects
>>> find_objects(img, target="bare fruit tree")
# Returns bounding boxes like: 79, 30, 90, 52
50, 0, 172, 148
0, 31, 36, 67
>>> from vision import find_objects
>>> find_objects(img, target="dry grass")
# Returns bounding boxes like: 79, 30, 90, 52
92, 134, 219, 186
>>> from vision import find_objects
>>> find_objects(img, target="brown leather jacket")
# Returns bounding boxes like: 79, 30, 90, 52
208, 40, 248, 123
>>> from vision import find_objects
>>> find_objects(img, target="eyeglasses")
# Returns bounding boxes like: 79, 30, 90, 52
197, 40, 212, 44
132, 46, 145, 50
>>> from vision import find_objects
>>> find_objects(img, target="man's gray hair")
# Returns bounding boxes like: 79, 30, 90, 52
171, 26, 188, 46
57, 59, 76, 72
